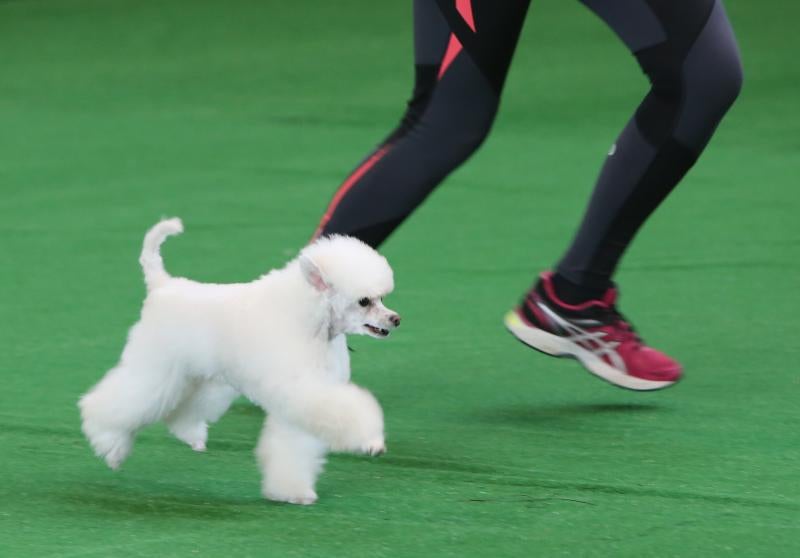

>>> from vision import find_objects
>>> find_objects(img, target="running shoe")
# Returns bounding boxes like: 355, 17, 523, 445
504, 272, 682, 391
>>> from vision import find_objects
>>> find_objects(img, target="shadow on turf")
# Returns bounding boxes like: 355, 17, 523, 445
476, 402, 663, 425
57, 484, 284, 519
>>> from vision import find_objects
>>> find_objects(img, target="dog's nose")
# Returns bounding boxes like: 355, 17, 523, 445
389, 314, 401, 327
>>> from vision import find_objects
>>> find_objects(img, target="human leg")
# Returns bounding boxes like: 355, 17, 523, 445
556, 0, 743, 294
314, 0, 530, 247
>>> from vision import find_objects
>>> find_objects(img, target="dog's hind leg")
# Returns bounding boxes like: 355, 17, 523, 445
165, 378, 239, 452
256, 416, 326, 505
79, 359, 189, 470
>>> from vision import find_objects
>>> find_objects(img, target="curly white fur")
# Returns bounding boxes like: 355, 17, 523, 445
79, 218, 400, 505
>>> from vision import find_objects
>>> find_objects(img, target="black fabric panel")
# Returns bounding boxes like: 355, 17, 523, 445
582, 139, 699, 281
633, 45, 684, 148
385, 64, 439, 145
643, 0, 717, 52
434, 0, 530, 94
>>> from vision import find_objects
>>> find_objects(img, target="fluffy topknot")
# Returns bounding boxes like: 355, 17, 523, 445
299, 235, 394, 298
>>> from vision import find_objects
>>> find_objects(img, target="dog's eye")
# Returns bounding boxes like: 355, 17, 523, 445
358, 298, 371, 307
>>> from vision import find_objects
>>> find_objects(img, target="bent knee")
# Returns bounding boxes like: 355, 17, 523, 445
435, 110, 496, 166
675, 34, 743, 148
634, 0, 743, 149
701, 45, 743, 108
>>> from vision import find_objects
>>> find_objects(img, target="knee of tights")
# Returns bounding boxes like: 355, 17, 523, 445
635, 40, 743, 149
436, 110, 497, 164
691, 44, 743, 112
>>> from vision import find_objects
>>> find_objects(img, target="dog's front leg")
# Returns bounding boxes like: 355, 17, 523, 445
256, 416, 326, 505
277, 381, 386, 456
327, 383, 386, 456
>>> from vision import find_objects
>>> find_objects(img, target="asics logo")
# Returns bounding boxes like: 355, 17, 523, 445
536, 300, 627, 373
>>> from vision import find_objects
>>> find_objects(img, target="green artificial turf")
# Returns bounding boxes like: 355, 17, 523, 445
1, 0, 799, 556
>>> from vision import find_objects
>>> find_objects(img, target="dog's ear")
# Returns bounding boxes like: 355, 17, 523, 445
299, 255, 330, 292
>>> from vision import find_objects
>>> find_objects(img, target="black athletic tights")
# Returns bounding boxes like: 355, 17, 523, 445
314, 0, 742, 293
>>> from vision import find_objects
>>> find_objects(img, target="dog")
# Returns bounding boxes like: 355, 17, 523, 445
79, 218, 400, 505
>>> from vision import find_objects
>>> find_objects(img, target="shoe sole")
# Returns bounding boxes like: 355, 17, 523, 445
503, 310, 678, 392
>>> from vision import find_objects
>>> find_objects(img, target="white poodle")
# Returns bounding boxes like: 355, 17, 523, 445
79, 218, 400, 505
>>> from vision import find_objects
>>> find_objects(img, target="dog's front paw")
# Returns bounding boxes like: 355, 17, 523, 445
287, 492, 318, 506
362, 437, 386, 456
265, 489, 318, 506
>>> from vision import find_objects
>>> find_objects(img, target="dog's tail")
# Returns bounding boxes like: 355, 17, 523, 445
140, 217, 183, 291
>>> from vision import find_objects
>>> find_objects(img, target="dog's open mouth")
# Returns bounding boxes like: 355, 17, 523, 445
364, 324, 390, 338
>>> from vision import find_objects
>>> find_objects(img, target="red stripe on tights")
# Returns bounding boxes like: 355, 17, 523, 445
312, 146, 390, 241
437, 0, 476, 80
456, 0, 476, 31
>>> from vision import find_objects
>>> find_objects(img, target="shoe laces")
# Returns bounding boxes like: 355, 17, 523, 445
601, 305, 643, 346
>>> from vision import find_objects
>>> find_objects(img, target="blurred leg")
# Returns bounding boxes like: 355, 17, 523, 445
314, 0, 530, 247
554, 0, 743, 298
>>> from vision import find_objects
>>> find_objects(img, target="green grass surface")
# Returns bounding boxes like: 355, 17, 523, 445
2, 0, 799, 556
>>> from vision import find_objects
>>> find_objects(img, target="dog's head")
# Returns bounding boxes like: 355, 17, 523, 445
298, 235, 400, 339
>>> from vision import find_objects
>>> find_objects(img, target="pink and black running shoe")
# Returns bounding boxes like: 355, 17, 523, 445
504, 272, 682, 391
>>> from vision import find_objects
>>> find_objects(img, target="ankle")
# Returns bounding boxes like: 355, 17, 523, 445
549, 272, 608, 305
